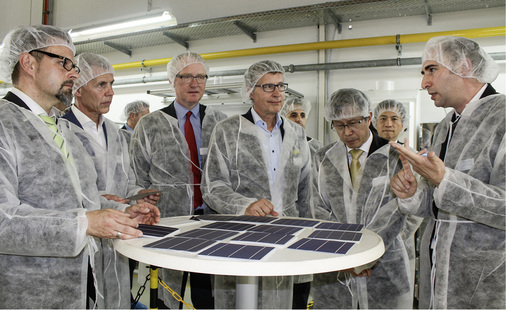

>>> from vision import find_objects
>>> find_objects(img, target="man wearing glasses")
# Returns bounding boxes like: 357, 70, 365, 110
311, 88, 411, 309
201, 60, 312, 309
130, 51, 227, 309
0, 25, 160, 308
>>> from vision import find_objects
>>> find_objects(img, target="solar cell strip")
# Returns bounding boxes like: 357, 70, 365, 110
137, 224, 178, 237
199, 243, 274, 260
233, 215, 277, 223
308, 230, 362, 242
196, 214, 238, 221
144, 237, 216, 252
176, 228, 239, 240
271, 218, 320, 227
201, 221, 256, 231
288, 238, 355, 255
248, 224, 302, 235
231, 231, 294, 245
315, 222, 364, 231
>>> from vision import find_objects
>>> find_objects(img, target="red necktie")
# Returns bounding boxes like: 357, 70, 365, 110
185, 111, 203, 209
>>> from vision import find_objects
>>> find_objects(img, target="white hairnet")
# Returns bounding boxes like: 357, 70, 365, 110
422, 36, 499, 83
166, 52, 209, 86
242, 60, 285, 104
125, 99, 149, 115
72, 53, 114, 94
0, 25, 75, 83
281, 97, 312, 117
122, 99, 150, 120
373, 99, 408, 128
324, 88, 371, 121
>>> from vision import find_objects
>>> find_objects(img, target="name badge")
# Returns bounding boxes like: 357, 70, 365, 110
200, 147, 208, 156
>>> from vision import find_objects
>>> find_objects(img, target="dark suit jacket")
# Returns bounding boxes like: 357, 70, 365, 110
368, 131, 390, 157
3, 91, 30, 110
482, 83, 498, 98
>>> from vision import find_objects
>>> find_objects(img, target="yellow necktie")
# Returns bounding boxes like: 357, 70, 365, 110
349, 149, 364, 187
39, 114, 71, 162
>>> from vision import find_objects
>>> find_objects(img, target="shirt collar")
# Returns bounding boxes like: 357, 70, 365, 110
251, 107, 282, 130
124, 123, 134, 132
71, 105, 104, 128
346, 130, 373, 155
174, 100, 200, 120
11, 87, 55, 117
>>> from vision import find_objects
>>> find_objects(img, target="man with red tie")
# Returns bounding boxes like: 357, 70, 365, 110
130, 52, 227, 309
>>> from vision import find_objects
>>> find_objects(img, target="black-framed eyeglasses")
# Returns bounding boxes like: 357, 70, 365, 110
254, 83, 288, 92
29, 50, 80, 74
331, 116, 368, 131
176, 74, 208, 84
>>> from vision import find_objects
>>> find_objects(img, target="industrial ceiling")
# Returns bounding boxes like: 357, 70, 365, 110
74, 0, 505, 56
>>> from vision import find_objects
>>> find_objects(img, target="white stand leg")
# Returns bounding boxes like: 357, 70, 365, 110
236, 276, 258, 309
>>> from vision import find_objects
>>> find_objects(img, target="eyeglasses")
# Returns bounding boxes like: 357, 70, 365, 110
29, 50, 80, 73
254, 83, 288, 92
332, 117, 368, 131
176, 74, 208, 84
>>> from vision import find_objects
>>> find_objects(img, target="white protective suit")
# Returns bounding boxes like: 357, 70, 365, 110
130, 105, 227, 309
0, 99, 106, 308
398, 92, 505, 309
201, 112, 313, 308
312, 137, 412, 309
65, 113, 144, 308
130, 106, 227, 217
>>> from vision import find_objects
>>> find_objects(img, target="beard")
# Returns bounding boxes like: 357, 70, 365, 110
55, 81, 74, 107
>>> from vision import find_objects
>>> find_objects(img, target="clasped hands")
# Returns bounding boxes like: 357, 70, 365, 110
87, 189, 161, 239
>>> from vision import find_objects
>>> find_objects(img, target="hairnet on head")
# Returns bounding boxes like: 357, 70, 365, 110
324, 88, 371, 122
422, 36, 499, 83
123, 99, 150, 120
373, 99, 408, 128
167, 52, 209, 86
0, 25, 75, 83
242, 60, 285, 104
73, 53, 114, 93
281, 97, 312, 117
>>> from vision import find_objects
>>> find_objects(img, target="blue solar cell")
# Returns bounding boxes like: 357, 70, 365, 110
231, 231, 293, 245
201, 221, 255, 231
195, 214, 237, 221
144, 237, 216, 252
137, 224, 178, 237
318, 240, 346, 253
308, 230, 362, 242
176, 228, 238, 240
315, 222, 364, 231
288, 238, 355, 255
341, 231, 362, 242
233, 215, 277, 223
271, 218, 320, 227
336, 242, 354, 254
199, 243, 274, 260
248, 224, 302, 235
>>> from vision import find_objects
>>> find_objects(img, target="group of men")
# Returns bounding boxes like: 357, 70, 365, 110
0, 23, 503, 310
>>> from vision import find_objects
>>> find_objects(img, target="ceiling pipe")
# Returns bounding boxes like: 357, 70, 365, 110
1, 52, 504, 94
112, 26, 505, 71
112, 52, 505, 86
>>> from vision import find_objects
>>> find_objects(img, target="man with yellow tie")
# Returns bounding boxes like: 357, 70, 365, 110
311, 88, 411, 309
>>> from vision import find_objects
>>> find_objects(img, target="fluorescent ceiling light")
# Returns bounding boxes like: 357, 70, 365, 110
69, 11, 177, 42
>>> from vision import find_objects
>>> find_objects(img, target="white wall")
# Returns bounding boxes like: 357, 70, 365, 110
0, 2, 504, 147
